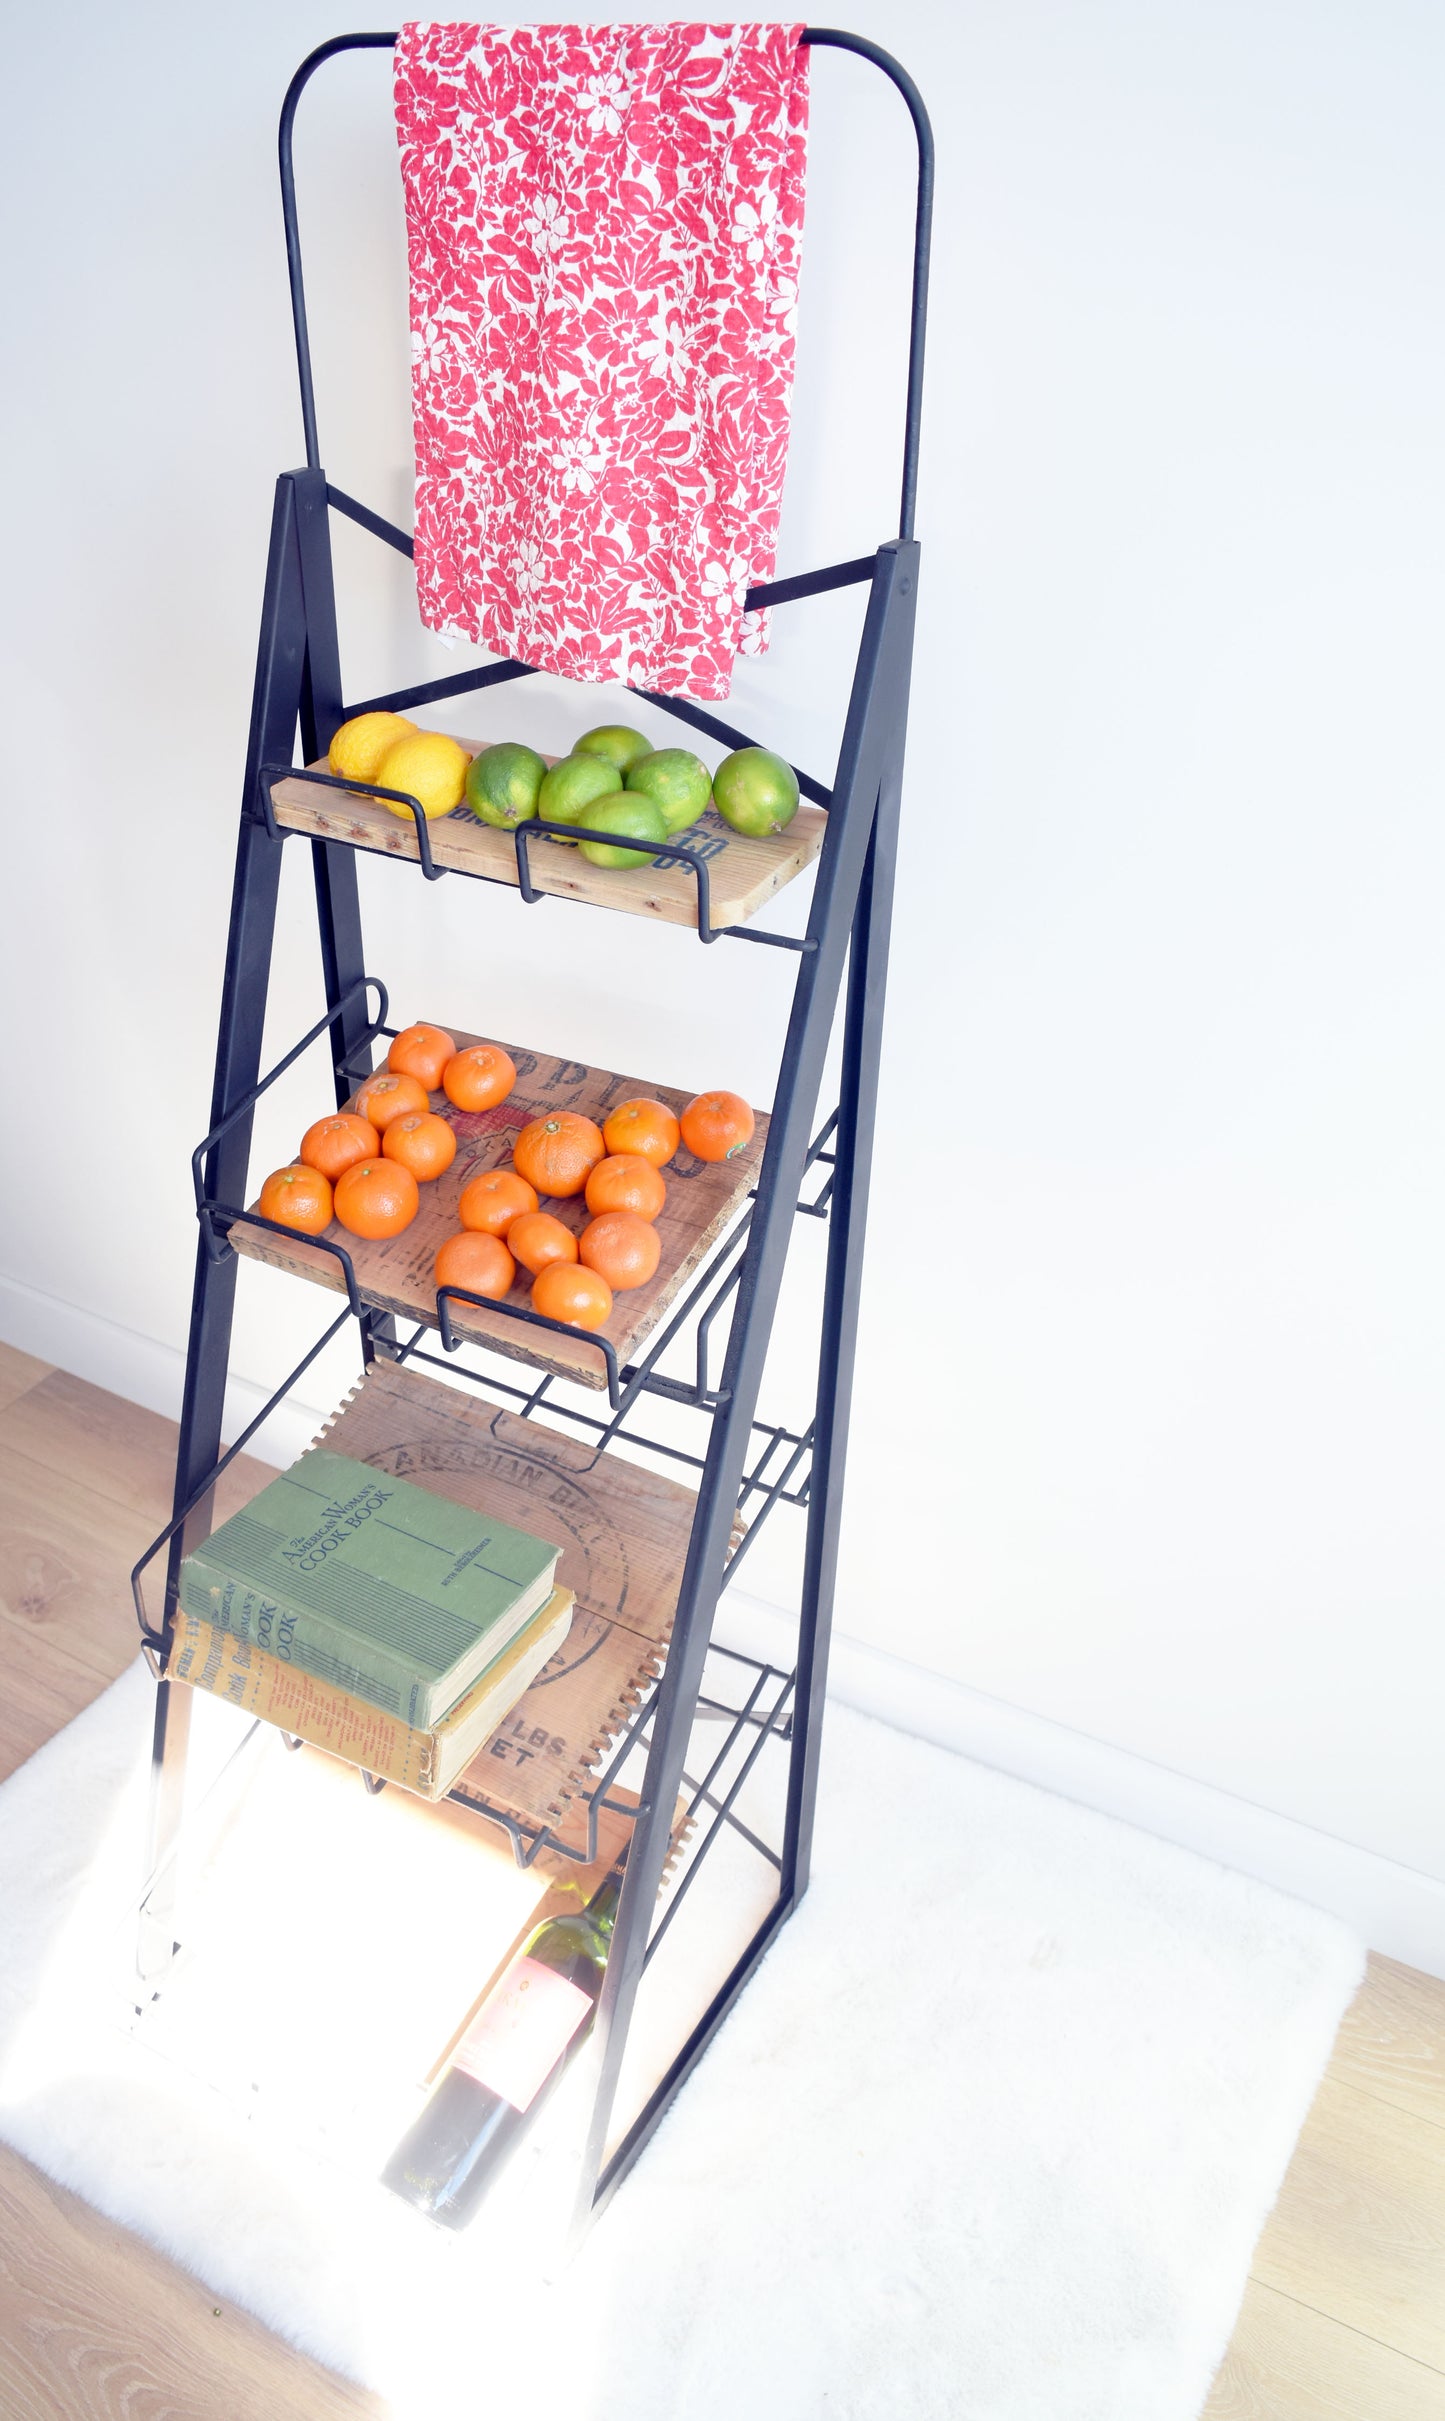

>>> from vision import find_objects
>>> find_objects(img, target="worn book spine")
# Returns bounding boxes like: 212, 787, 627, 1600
177, 1559, 430, 1723
168, 1588, 574, 1800
169, 1607, 439, 1788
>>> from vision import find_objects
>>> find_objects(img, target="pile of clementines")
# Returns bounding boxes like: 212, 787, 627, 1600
255, 1020, 755, 1336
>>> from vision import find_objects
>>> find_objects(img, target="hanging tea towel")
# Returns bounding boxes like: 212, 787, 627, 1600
394, 20, 808, 701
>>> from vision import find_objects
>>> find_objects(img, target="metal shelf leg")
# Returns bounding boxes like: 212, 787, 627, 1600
293, 466, 379, 1114
291, 467, 396, 1364
137, 1677, 192, 1995
783, 797, 903, 1901
139, 472, 316, 1989
782, 551, 915, 1900
566, 542, 920, 2234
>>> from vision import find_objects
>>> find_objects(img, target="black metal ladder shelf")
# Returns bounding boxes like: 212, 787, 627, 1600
136, 26, 931, 2236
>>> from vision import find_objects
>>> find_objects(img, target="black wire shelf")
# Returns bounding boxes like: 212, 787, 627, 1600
448, 1637, 796, 1892
188, 980, 835, 1415
262, 752, 826, 951
137, 997, 821, 1876
134, 1315, 809, 1882
131, 1277, 816, 1642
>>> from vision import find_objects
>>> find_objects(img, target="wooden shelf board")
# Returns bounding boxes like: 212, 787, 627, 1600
312, 1360, 692, 1830
229, 1024, 765, 1390
269, 743, 825, 933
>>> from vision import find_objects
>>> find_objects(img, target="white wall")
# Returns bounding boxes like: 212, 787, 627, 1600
3, 1, 1442, 1966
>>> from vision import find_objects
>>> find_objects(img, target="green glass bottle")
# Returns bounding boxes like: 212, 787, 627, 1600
381, 1867, 623, 2229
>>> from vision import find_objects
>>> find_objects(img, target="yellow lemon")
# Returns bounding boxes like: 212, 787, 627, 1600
327, 711, 418, 782
373, 730, 471, 820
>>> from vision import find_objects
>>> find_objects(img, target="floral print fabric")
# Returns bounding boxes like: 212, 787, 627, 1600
394, 20, 808, 699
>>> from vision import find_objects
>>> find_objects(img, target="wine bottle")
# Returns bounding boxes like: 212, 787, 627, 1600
381, 1866, 623, 2228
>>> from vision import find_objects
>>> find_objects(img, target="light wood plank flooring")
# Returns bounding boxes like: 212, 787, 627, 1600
0, 1339, 1442, 2420
0, 1345, 380, 2420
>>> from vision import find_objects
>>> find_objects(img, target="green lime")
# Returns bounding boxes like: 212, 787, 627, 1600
625, 748, 713, 837
574, 723, 653, 775
712, 746, 800, 837
538, 753, 623, 846
576, 791, 669, 870
465, 741, 546, 829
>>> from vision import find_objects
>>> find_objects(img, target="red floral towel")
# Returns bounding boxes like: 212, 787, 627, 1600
394, 21, 808, 700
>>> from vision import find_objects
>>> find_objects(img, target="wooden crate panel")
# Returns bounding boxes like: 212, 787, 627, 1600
231, 1024, 763, 1389
316, 1361, 692, 1829
270, 746, 825, 933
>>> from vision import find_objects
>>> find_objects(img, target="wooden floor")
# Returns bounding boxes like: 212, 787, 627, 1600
0, 1343, 1441, 2420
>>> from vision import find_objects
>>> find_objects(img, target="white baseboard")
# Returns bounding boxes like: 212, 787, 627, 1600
5, 1271, 1441, 1978
716, 1593, 1445, 1981
0, 1272, 315, 1471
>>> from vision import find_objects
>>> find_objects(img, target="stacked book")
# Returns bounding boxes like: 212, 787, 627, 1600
171, 1448, 570, 1801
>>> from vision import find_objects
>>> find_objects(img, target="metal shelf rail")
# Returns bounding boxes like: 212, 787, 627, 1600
138, 26, 931, 2238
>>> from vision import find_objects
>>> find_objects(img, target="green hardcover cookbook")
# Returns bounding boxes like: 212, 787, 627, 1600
177, 1448, 560, 1727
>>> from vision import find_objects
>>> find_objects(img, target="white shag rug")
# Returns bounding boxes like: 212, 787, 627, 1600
0, 1660, 1361, 2421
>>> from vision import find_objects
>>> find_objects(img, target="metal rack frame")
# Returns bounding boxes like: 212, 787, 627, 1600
136, 26, 930, 2236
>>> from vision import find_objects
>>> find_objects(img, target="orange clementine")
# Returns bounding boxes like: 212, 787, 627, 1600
258, 1163, 333, 1236
353, 1070, 430, 1133
388, 1022, 456, 1090
680, 1089, 755, 1163
442, 1044, 517, 1113
458, 1167, 538, 1236
532, 1259, 613, 1331
508, 1211, 579, 1277
434, 1229, 515, 1300
333, 1159, 419, 1240
585, 1153, 666, 1221
298, 1112, 379, 1182
579, 1210, 661, 1291
513, 1110, 606, 1198
382, 1111, 457, 1182
601, 1097, 680, 1167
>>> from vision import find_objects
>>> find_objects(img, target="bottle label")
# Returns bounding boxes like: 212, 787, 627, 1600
451, 1958, 593, 2111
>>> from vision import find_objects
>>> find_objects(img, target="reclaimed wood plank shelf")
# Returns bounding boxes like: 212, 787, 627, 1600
310, 1360, 695, 1834
133, 24, 930, 2243
230, 1025, 766, 1388
270, 754, 826, 933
